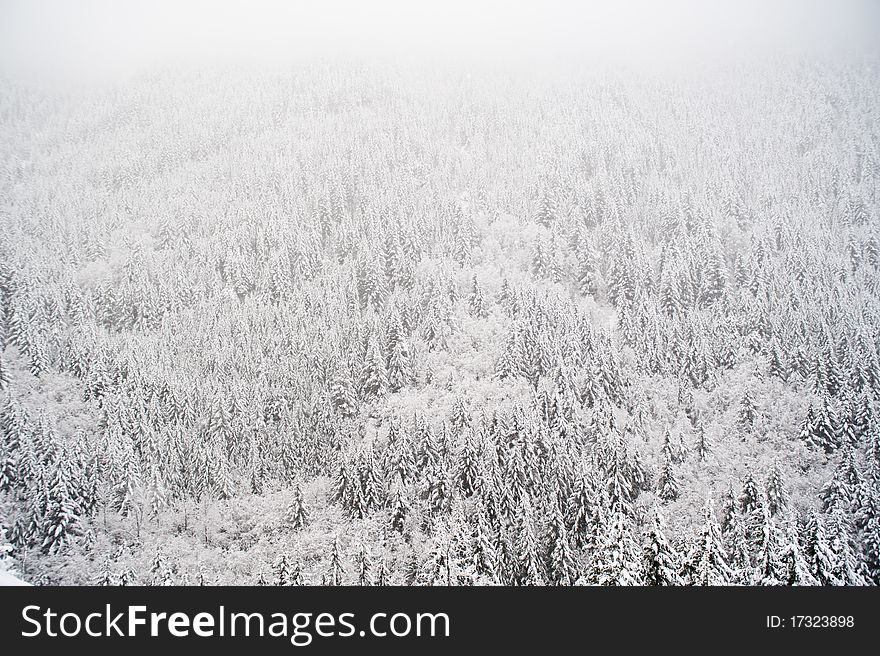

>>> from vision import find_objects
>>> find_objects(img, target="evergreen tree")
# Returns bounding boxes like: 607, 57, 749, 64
285, 483, 309, 530
719, 487, 737, 534
0, 354, 9, 390
802, 513, 841, 585
534, 190, 558, 227
827, 511, 865, 586
386, 315, 414, 392
802, 396, 839, 453
592, 500, 640, 585
360, 334, 389, 399
274, 554, 292, 586
403, 548, 422, 585
751, 504, 783, 585
765, 463, 788, 516
468, 276, 489, 318
329, 372, 358, 417
694, 423, 711, 461
738, 390, 758, 433
516, 493, 545, 585
388, 477, 410, 534
778, 521, 818, 585
738, 472, 761, 517
656, 452, 679, 503
546, 501, 578, 585
685, 497, 733, 585
325, 537, 345, 586
577, 249, 597, 296
471, 508, 499, 581
355, 542, 373, 586
641, 507, 683, 585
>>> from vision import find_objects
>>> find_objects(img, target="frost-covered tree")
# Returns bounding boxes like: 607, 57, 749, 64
640, 507, 683, 586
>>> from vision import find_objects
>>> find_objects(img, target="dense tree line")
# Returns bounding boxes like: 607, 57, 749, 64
0, 58, 878, 584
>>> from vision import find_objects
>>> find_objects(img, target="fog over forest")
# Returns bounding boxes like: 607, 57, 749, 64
1, 1, 879, 586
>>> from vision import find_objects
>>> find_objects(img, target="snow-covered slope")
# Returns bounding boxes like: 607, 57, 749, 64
0, 570, 31, 586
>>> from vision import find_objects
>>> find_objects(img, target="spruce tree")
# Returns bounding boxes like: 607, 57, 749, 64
694, 423, 711, 461
274, 554, 292, 586
471, 508, 499, 581
360, 334, 389, 399
546, 501, 578, 585
325, 536, 345, 586
656, 452, 679, 503
388, 477, 409, 533
386, 315, 414, 392
751, 504, 783, 585
738, 390, 758, 433
329, 372, 358, 417
778, 521, 818, 585
355, 542, 373, 586
803, 513, 840, 585
0, 354, 9, 390
685, 497, 733, 585
516, 493, 545, 585
765, 463, 788, 516
285, 483, 309, 530
592, 500, 640, 586
641, 507, 682, 585
468, 276, 489, 318
827, 511, 865, 586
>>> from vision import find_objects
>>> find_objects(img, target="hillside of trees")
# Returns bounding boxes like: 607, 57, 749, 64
0, 58, 878, 585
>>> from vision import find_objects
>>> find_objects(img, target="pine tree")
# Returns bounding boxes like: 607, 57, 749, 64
546, 501, 578, 585
403, 548, 422, 585
471, 508, 499, 581
146, 467, 167, 523
386, 315, 414, 392
40, 463, 80, 554
577, 248, 597, 296
329, 372, 358, 417
591, 499, 640, 586
423, 534, 454, 586
641, 507, 682, 585
802, 513, 840, 585
468, 276, 489, 318
738, 390, 758, 433
454, 438, 481, 498
516, 493, 545, 585
819, 448, 860, 514
685, 497, 733, 585
534, 190, 558, 227
738, 472, 761, 516
827, 511, 865, 586
274, 554, 292, 586
450, 397, 471, 434
719, 487, 737, 534
765, 463, 788, 516
656, 452, 679, 503
725, 514, 753, 584
751, 504, 783, 585
360, 334, 389, 399
694, 423, 711, 461
355, 542, 373, 586
803, 396, 839, 453
285, 483, 309, 530
496, 331, 522, 380
860, 498, 880, 585
388, 478, 409, 533
0, 354, 9, 390
325, 536, 345, 586
778, 521, 818, 585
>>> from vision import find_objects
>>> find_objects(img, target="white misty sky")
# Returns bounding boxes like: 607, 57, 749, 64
0, 0, 878, 80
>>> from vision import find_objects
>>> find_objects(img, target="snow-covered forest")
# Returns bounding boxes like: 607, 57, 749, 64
1, 3, 880, 587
